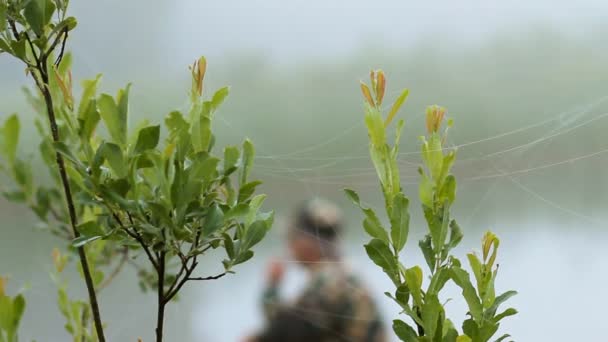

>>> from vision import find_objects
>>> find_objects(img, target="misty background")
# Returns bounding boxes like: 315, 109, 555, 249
1, 0, 607, 341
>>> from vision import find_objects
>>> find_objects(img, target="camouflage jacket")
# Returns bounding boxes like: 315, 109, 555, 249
258, 262, 386, 342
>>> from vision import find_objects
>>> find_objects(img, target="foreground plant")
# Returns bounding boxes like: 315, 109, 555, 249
0, 1, 272, 341
0, 277, 25, 342
345, 71, 517, 341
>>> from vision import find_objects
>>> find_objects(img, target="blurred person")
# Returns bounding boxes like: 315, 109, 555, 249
246, 198, 386, 342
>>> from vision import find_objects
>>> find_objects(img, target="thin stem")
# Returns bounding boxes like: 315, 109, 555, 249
15, 22, 107, 340
187, 272, 227, 281
111, 211, 159, 270
156, 251, 167, 342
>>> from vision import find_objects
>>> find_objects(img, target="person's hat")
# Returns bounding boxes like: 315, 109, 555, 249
291, 198, 343, 240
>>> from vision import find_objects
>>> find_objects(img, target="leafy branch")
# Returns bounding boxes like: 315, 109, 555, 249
346, 70, 518, 342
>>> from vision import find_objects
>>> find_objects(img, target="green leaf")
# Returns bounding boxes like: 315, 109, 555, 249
233, 250, 254, 266
363, 213, 389, 243
240, 138, 254, 185
486, 291, 518, 319
189, 152, 219, 184
133, 125, 160, 154
426, 134, 444, 181
344, 189, 390, 243
191, 104, 212, 152
10, 37, 26, 59
53, 142, 85, 170
456, 335, 472, 342
71, 235, 102, 248
98, 142, 127, 178
2, 190, 26, 203
225, 203, 249, 221
202, 204, 224, 237
0, 37, 11, 53
238, 180, 262, 203
390, 192, 410, 252
364, 104, 386, 149
365, 239, 399, 284
405, 266, 423, 307
0, 114, 19, 163
493, 308, 517, 323
78, 99, 101, 141
210, 86, 229, 112
13, 158, 33, 196
245, 194, 267, 226
12, 294, 25, 331
0, 3, 6, 32
450, 267, 482, 322
243, 220, 270, 250
427, 267, 450, 296
393, 284, 410, 306
223, 145, 240, 174
222, 233, 235, 259
393, 319, 418, 341
385, 89, 409, 127
49, 16, 77, 37
419, 234, 436, 271
418, 169, 433, 208
447, 220, 463, 249
343, 188, 361, 206
494, 334, 511, 342
439, 175, 456, 205
24, 0, 56, 36
98, 90, 128, 146
439, 151, 456, 185
77, 221, 105, 237
421, 294, 442, 339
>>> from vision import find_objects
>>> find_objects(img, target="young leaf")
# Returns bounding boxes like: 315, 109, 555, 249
240, 138, 254, 185
385, 89, 409, 127
191, 104, 212, 152
360, 82, 375, 107
404, 266, 423, 307
343, 188, 361, 206
211, 86, 229, 112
